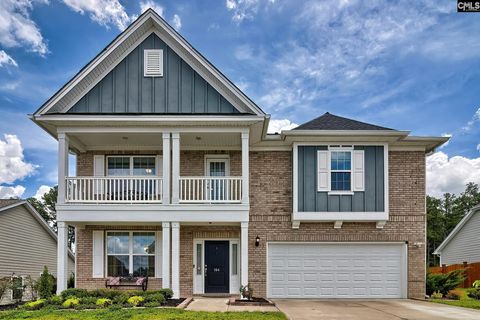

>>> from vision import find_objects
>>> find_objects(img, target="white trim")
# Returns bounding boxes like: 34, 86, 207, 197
204, 154, 230, 176
92, 230, 104, 278
292, 143, 298, 218
171, 222, 180, 298
105, 155, 158, 176
104, 230, 157, 278
162, 133, 170, 205
240, 221, 248, 288
171, 133, 180, 204
58, 133, 69, 205
241, 132, 249, 204
35, 11, 265, 116
57, 222, 68, 294
294, 211, 388, 222
192, 238, 241, 295
162, 222, 170, 288
266, 241, 408, 299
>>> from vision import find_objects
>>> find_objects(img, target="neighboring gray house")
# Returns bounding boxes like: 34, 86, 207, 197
0, 200, 75, 303
434, 205, 480, 265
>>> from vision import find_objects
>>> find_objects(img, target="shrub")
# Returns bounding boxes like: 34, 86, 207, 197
96, 298, 112, 308
473, 280, 480, 288
144, 293, 165, 304
24, 299, 46, 310
94, 288, 123, 299
61, 288, 90, 299
144, 301, 161, 308
431, 291, 443, 299
62, 297, 80, 308
127, 296, 144, 307
48, 295, 63, 306
426, 270, 465, 296
159, 288, 173, 300
80, 296, 98, 305
67, 273, 75, 289
113, 293, 130, 305
37, 266, 54, 299
446, 290, 460, 300
467, 288, 480, 300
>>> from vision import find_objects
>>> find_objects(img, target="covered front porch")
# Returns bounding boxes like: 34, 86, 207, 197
58, 221, 249, 299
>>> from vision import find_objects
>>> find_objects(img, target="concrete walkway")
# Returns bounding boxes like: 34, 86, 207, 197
186, 297, 279, 312
274, 299, 480, 320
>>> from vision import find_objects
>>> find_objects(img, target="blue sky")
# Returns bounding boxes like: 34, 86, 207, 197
0, 0, 479, 199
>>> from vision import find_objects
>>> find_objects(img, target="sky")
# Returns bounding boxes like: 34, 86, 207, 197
0, 0, 479, 200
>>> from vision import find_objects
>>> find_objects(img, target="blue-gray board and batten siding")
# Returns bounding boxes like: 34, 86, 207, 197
68, 33, 242, 114
297, 146, 385, 212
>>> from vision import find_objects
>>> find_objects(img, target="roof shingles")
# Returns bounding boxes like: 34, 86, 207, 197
293, 112, 394, 131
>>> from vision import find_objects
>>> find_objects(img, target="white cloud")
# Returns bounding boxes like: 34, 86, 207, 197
0, 50, 18, 67
0, 134, 36, 184
139, 0, 164, 16
439, 133, 452, 149
0, 185, 25, 199
426, 151, 480, 197
234, 44, 254, 61
0, 0, 48, 56
225, 0, 276, 23
462, 107, 480, 131
268, 119, 298, 133
62, 0, 131, 30
172, 14, 182, 30
34, 185, 51, 200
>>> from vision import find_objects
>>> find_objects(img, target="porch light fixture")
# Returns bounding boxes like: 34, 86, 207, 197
255, 236, 260, 247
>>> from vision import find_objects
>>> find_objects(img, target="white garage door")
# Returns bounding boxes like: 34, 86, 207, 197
267, 243, 407, 299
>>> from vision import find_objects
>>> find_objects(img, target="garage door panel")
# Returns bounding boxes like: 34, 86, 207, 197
268, 243, 405, 299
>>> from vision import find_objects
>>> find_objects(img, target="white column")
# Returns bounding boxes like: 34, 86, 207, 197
171, 133, 180, 204
162, 133, 171, 204
57, 133, 69, 205
241, 132, 249, 204
171, 222, 180, 298
57, 222, 68, 294
241, 221, 249, 287
162, 222, 170, 288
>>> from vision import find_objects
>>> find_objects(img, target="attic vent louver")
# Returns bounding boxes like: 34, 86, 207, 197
144, 49, 163, 77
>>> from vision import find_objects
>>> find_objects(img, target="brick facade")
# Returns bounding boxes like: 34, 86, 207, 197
248, 150, 426, 299
74, 150, 426, 299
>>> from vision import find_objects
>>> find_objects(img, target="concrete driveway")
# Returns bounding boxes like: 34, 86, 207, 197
273, 299, 480, 320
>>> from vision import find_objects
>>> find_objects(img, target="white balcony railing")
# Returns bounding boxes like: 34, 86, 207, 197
65, 176, 163, 203
179, 176, 242, 203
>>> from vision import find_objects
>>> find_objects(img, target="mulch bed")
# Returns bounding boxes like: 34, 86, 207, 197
228, 297, 275, 306
164, 298, 186, 307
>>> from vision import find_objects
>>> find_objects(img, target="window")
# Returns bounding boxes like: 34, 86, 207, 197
107, 156, 156, 176
232, 243, 238, 275
106, 231, 155, 277
196, 243, 202, 275
330, 151, 351, 191
317, 147, 364, 193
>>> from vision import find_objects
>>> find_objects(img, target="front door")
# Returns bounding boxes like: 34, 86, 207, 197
204, 241, 229, 293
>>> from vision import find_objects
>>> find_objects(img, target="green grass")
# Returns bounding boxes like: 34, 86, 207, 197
430, 288, 480, 310
0, 308, 286, 320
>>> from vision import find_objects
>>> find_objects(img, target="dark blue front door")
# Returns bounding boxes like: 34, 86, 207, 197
205, 241, 229, 293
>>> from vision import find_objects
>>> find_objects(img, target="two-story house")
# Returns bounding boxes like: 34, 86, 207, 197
31, 10, 447, 300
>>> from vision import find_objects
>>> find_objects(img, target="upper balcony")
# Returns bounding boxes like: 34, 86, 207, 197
57, 127, 249, 208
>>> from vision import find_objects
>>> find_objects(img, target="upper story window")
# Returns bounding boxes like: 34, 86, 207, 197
330, 151, 352, 191
107, 156, 156, 176
317, 147, 364, 193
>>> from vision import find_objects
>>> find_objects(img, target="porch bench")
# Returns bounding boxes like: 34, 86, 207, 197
105, 276, 148, 291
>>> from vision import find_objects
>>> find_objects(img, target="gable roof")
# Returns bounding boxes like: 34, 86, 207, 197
293, 112, 394, 131
434, 205, 480, 255
34, 9, 265, 117
0, 200, 75, 260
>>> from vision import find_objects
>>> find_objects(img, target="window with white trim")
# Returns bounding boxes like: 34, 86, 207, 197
317, 148, 365, 193
107, 156, 156, 176
330, 151, 352, 191
106, 231, 155, 277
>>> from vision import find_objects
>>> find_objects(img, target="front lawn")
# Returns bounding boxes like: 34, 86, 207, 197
430, 288, 480, 310
0, 308, 286, 320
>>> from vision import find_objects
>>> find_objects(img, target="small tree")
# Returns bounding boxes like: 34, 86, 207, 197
37, 266, 54, 299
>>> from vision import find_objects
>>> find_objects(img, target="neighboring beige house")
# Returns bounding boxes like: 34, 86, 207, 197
434, 205, 480, 265
31, 9, 448, 300
0, 200, 75, 303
